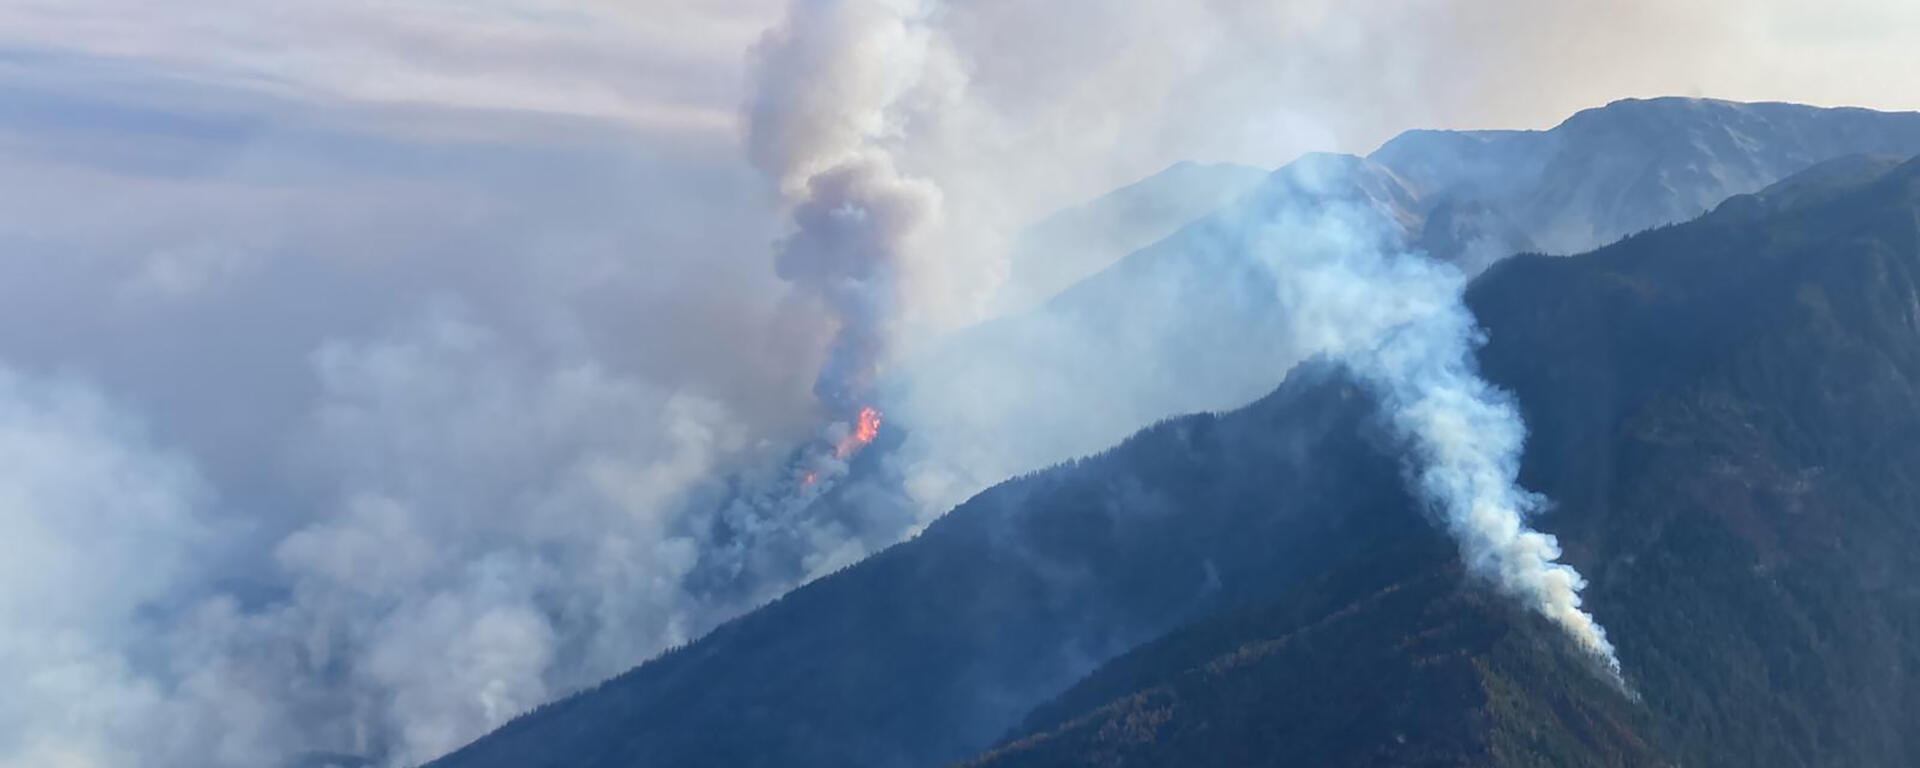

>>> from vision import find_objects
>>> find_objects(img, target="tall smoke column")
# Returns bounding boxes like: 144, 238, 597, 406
672, 0, 945, 606
1247, 187, 1621, 676
746, 0, 942, 417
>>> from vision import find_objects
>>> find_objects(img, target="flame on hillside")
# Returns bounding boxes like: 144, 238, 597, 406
793, 407, 883, 493
833, 406, 883, 459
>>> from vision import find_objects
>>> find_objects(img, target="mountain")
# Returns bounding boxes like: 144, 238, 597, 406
884, 152, 1427, 499
964, 154, 1920, 767
427, 362, 1421, 768
431, 152, 1920, 765
887, 99, 1920, 499
1373, 97, 1920, 256
993, 161, 1269, 314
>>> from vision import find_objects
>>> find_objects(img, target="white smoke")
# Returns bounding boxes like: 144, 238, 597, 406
0, 366, 217, 768
1232, 166, 1620, 671
1354, 289, 1619, 669
284, 309, 756, 763
0, 304, 779, 768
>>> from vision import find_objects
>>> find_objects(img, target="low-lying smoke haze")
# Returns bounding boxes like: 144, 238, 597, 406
3, 1, 1918, 766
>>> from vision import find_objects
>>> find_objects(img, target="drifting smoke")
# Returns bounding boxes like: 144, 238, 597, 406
1235, 166, 1620, 672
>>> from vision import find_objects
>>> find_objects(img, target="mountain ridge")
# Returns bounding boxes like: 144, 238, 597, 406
426, 107, 1920, 768
953, 151, 1920, 768
888, 99, 1920, 511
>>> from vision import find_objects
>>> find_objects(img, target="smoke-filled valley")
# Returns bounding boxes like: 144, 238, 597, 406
6, 2, 1920, 768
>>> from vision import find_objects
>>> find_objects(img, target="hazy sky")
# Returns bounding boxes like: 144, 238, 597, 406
1, 2, 1917, 767
3, 0, 1916, 171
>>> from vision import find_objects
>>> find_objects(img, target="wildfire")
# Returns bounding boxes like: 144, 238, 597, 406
794, 407, 883, 494
832, 406, 883, 459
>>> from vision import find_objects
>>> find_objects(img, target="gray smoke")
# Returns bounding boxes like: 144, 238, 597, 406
746, 0, 944, 415
648, 0, 953, 613
774, 156, 936, 412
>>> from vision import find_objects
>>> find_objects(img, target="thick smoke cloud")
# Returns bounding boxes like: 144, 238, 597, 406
746, 0, 946, 414
288, 308, 755, 761
0, 56, 837, 767
0, 306, 769, 767
0, 367, 218, 768
774, 156, 937, 411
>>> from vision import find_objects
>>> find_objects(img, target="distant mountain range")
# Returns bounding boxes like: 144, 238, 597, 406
892, 99, 1920, 499
425, 103, 1920, 768
993, 161, 1269, 314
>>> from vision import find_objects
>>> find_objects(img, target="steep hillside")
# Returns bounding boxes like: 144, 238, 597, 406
430, 122, 1920, 768
967, 561, 1651, 768
959, 155, 1920, 768
426, 363, 1421, 768
1470, 155, 1920, 768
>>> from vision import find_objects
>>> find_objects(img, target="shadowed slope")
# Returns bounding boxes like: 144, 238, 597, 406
425, 362, 1417, 768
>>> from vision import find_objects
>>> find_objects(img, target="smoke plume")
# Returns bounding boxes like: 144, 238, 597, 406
1232, 166, 1620, 672
747, 0, 944, 416
1353, 282, 1619, 670
605, 0, 950, 653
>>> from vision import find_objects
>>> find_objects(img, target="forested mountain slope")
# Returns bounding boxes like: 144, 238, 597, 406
964, 155, 1920, 767
429, 141, 1920, 768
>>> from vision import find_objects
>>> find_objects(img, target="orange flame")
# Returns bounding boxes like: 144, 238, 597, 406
796, 407, 882, 494
833, 406, 883, 459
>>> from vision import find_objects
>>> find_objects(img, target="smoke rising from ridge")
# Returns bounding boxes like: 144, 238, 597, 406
1353, 279, 1618, 669
1226, 164, 1619, 670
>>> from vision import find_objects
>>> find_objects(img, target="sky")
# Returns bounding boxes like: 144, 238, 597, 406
2, 1, 1918, 767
